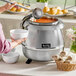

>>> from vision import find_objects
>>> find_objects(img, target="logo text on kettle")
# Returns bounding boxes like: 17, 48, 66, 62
42, 44, 51, 48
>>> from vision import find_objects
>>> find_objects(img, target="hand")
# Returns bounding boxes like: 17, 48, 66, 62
11, 38, 26, 49
11, 37, 15, 42
3, 3, 16, 11
15, 38, 26, 45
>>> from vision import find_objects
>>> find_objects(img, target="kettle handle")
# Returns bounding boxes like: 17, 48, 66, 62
20, 14, 32, 29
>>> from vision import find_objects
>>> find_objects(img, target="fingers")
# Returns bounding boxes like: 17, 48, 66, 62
11, 2, 17, 6
15, 38, 26, 45
11, 38, 26, 49
11, 37, 15, 42
20, 38, 26, 43
10, 2, 16, 9
18, 38, 26, 43
5, 2, 16, 10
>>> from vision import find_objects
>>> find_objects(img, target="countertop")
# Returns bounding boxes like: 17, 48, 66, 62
0, 11, 30, 20
0, 45, 76, 76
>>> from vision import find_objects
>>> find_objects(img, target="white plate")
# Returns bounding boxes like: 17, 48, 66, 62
7, 10, 30, 14
45, 13, 68, 17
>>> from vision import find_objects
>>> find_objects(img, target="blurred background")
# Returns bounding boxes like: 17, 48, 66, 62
0, 0, 75, 8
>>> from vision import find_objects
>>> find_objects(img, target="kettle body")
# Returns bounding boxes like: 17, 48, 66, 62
21, 17, 64, 61
26, 20, 64, 49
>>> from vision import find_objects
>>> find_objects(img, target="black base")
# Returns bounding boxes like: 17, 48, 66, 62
26, 59, 32, 64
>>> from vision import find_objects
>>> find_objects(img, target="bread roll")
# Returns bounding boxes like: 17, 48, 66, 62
56, 9, 63, 15
10, 7, 17, 12
43, 6, 49, 13
62, 9, 68, 14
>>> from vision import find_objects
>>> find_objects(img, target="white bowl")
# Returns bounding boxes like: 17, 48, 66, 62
10, 29, 28, 40
2, 52, 20, 64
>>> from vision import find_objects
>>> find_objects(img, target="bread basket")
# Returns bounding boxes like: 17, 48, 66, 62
56, 61, 76, 71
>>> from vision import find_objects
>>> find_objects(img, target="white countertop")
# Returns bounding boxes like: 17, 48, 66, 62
0, 11, 31, 20
0, 45, 76, 76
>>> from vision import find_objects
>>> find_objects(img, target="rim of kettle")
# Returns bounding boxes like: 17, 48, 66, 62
22, 44, 63, 51
28, 17, 59, 26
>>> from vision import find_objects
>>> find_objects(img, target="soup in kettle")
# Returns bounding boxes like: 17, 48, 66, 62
34, 17, 57, 23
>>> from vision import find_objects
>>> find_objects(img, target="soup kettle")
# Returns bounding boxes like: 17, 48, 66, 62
21, 16, 64, 61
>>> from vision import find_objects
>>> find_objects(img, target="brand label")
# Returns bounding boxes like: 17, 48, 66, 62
42, 44, 51, 48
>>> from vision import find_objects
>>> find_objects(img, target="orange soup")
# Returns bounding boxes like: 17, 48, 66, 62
34, 17, 57, 23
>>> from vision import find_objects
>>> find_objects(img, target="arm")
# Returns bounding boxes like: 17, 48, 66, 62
0, 23, 26, 54
0, 6, 6, 13
0, 23, 11, 53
